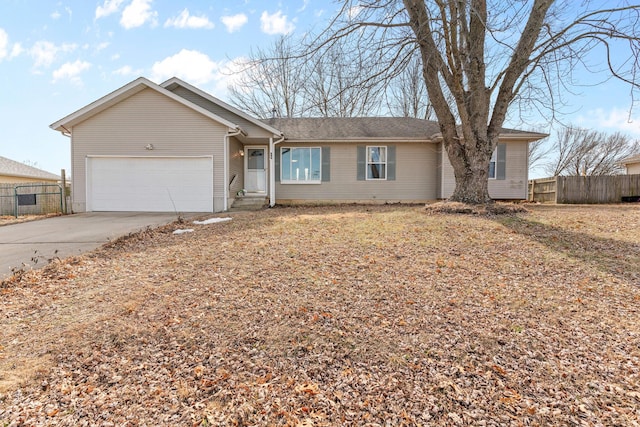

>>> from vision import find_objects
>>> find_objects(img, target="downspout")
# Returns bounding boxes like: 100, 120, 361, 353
225, 127, 245, 211
269, 135, 285, 208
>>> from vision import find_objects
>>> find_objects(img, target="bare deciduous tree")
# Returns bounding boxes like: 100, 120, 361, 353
228, 36, 306, 118
314, 0, 640, 204
545, 126, 640, 176
528, 133, 552, 173
302, 39, 386, 117
228, 36, 388, 118
385, 53, 435, 120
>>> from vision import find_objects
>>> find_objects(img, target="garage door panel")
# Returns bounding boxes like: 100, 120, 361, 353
88, 157, 213, 212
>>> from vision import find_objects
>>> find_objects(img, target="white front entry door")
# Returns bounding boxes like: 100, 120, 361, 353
245, 147, 267, 193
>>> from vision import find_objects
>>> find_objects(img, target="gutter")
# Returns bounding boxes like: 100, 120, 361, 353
269, 134, 285, 208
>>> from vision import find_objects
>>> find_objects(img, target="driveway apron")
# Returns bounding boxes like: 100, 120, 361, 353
0, 212, 182, 279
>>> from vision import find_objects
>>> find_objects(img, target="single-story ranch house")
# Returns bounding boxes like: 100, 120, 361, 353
0, 156, 60, 184
50, 77, 545, 213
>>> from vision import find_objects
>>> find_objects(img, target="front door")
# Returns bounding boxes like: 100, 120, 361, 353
245, 147, 267, 193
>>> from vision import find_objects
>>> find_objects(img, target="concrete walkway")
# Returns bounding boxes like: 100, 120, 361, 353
0, 212, 184, 279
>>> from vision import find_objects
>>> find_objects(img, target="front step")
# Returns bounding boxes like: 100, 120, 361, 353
231, 196, 267, 211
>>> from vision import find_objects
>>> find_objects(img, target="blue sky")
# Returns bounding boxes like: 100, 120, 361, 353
0, 0, 639, 177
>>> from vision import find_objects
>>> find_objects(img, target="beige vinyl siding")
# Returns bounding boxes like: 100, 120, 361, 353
71, 88, 228, 212
276, 142, 438, 202
627, 163, 640, 175
228, 136, 244, 204
439, 140, 529, 199
169, 86, 273, 138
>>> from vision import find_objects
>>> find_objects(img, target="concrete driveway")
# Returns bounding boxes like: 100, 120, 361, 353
0, 212, 185, 279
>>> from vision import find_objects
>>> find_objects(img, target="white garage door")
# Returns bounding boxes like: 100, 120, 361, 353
87, 156, 214, 212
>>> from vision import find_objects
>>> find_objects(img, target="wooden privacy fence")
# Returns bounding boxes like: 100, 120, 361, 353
0, 182, 68, 216
529, 174, 640, 204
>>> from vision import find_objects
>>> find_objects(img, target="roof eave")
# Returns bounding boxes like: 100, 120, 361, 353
160, 77, 284, 136
430, 132, 548, 143
281, 137, 435, 143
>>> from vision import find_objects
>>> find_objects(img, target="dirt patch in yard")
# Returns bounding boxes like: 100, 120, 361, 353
1, 204, 639, 425
0, 213, 62, 227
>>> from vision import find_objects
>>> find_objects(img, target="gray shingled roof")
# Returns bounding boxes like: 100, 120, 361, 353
261, 117, 543, 141
0, 156, 60, 181
262, 117, 442, 140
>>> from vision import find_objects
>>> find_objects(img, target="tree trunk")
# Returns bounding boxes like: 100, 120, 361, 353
449, 165, 492, 204
445, 136, 495, 205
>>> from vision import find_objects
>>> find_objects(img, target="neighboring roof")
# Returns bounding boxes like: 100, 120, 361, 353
161, 77, 283, 137
262, 117, 442, 141
620, 154, 640, 165
262, 117, 547, 142
0, 156, 60, 181
50, 77, 241, 134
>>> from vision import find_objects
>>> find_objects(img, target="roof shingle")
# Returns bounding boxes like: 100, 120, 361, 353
261, 117, 545, 141
0, 156, 60, 181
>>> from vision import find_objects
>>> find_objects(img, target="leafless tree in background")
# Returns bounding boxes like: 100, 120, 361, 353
228, 36, 305, 118
301, 38, 387, 117
528, 133, 552, 173
545, 126, 640, 176
228, 36, 388, 118
385, 53, 435, 120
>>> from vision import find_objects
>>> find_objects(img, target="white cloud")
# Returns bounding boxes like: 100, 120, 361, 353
151, 49, 221, 85
10, 43, 23, 58
52, 59, 91, 83
30, 41, 77, 68
95, 0, 125, 19
113, 65, 142, 76
297, 0, 310, 12
260, 10, 295, 35
576, 108, 640, 138
121, 0, 157, 29
51, 11, 61, 20
96, 42, 110, 51
221, 13, 248, 33
165, 9, 214, 29
0, 28, 8, 61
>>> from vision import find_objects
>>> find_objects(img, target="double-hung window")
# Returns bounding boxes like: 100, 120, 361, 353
281, 147, 321, 183
366, 146, 387, 180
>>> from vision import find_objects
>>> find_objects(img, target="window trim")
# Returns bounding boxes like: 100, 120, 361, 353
280, 146, 322, 184
489, 149, 497, 180
365, 145, 387, 181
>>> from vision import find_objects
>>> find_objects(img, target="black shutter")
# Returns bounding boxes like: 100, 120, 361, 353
387, 145, 396, 181
357, 145, 366, 180
496, 143, 506, 180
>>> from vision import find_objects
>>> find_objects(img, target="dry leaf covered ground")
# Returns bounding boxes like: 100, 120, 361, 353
1, 204, 639, 426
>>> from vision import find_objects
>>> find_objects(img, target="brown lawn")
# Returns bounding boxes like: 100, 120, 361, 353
1, 204, 639, 426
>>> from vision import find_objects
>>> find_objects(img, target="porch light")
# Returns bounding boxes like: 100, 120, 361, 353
238, 150, 244, 157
